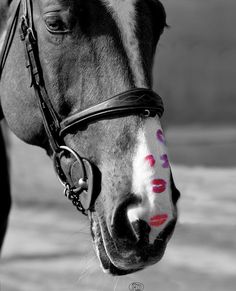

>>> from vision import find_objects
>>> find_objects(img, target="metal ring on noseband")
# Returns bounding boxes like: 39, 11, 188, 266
53, 146, 89, 215
53, 146, 87, 188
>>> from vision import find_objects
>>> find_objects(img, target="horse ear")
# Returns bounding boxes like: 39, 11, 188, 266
148, 0, 168, 28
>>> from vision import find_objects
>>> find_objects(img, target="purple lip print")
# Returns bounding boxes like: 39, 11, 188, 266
156, 129, 166, 144
160, 154, 169, 168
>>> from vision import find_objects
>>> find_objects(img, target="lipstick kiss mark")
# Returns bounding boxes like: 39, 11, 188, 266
145, 155, 156, 167
156, 129, 166, 144
150, 214, 168, 227
160, 154, 169, 168
152, 179, 167, 193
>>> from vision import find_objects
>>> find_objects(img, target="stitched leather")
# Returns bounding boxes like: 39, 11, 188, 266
60, 88, 164, 136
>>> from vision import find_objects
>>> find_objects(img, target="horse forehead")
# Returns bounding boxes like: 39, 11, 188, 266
102, 0, 137, 13
101, 0, 147, 87
101, 0, 138, 41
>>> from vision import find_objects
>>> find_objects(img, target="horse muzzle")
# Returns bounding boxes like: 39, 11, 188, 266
90, 192, 177, 275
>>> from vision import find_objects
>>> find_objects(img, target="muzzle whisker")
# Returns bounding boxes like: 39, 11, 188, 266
113, 277, 120, 291
76, 256, 97, 283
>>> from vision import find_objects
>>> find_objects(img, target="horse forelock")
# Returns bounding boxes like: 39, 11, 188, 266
101, 0, 148, 88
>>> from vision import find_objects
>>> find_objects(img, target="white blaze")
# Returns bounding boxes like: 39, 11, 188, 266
101, 0, 147, 87
130, 118, 174, 243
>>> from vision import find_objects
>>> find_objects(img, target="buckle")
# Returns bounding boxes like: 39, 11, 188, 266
20, 15, 36, 42
19, 15, 28, 41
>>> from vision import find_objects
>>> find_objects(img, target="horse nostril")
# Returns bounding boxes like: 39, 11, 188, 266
111, 194, 142, 243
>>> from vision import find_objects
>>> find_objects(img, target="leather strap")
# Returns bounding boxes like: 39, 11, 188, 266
0, 0, 61, 152
60, 88, 164, 137
19, 0, 61, 152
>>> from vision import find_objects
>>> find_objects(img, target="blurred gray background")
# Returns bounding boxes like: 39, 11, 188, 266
154, 0, 236, 167
0, 0, 236, 291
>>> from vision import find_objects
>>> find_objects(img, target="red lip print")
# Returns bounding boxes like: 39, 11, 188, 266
145, 155, 156, 167
150, 214, 168, 227
152, 179, 167, 193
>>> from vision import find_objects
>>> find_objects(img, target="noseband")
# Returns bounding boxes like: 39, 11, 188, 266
0, 0, 164, 215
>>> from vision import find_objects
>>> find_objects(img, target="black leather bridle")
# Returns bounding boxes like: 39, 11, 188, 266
0, 0, 164, 215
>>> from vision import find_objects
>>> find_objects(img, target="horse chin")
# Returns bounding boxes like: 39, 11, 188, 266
90, 212, 169, 276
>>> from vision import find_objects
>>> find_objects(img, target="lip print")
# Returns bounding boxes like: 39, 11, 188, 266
160, 154, 169, 168
156, 129, 166, 144
152, 179, 167, 193
145, 155, 156, 167
150, 214, 168, 227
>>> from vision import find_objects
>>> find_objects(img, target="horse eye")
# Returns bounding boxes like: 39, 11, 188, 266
44, 16, 70, 34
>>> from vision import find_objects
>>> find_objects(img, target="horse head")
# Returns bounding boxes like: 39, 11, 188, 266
0, 0, 180, 275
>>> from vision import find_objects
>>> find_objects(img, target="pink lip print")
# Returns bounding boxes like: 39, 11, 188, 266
150, 214, 168, 227
152, 179, 167, 193
145, 155, 156, 167
156, 129, 166, 144
160, 154, 169, 168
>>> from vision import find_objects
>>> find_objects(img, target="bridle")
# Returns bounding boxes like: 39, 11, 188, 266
0, 0, 164, 215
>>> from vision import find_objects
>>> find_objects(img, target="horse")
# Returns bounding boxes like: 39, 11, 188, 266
0, 0, 180, 275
